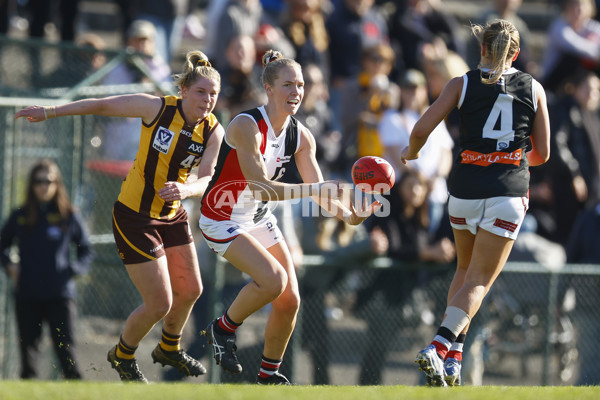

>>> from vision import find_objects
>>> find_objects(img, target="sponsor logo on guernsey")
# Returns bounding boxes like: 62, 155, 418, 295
153, 127, 175, 154
497, 142, 509, 150
460, 148, 522, 167
180, 129, 193, 137
187, 141, 205, 156
276, 156, 292, 163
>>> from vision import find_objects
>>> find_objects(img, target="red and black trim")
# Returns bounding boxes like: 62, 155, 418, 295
200, 230, 239, 244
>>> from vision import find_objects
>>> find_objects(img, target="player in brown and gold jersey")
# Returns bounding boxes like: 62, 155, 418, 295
16, 50, 225, 383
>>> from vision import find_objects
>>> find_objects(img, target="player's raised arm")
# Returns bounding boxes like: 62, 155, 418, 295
15, 94, 163, 124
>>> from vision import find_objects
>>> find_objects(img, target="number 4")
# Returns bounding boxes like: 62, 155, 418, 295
180, 154, 200, 169
483, 93, 515, 150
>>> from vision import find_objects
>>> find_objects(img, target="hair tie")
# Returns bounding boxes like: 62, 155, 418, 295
267, 54, 279, 64
196, 59, 211, 68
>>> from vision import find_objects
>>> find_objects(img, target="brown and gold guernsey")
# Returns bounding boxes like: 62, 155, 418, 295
117, 95, 220, 220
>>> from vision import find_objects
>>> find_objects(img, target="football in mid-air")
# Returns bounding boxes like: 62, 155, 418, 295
351, 156, 395, 194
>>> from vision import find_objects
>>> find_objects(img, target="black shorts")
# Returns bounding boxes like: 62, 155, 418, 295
112, 201, 193, 265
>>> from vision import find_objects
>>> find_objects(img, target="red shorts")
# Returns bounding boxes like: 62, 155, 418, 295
112, 201, 193, 265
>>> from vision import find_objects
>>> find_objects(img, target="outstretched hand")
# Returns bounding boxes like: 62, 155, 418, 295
400, 146, 419, 164
15, 106, 49, 122
344, 194, 382, 225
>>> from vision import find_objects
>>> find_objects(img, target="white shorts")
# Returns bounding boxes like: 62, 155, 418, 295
199, 213, 283, 257
448, 195, 529, 240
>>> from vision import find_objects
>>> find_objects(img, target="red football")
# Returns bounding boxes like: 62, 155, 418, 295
351, 156, 395, 194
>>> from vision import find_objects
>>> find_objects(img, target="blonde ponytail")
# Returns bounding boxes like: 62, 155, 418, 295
472, 20, 520, 84
173, 50, 220, 90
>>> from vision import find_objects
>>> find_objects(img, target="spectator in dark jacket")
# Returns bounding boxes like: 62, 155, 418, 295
529, 69, 600, 245
565, 199, 600, 385
326, 0, 388, 131
0, 159, 94, 379
389, 0, 466, 74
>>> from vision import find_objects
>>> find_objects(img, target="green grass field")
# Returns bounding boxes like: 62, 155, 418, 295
0, 382, 599, 400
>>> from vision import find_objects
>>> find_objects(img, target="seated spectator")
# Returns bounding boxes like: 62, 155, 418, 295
28, 0, 79, 42
326, 0, 388, 88
293, 63, 342, 179
253, 21, 297, 72
326, 0, 388, 131
215, 34, 267, 124
100, 19, 173, 161
472, 0, 536, 75
278, 62, 342, 184
40, 32, 107, 90
204, 0, 263, 69
389, 0, 466, 74
103, 19, 172, 87
76, 33, 108, 75
378, 69, 454, 235
335, 43, 399, 179
565, 199, 600, 385
567, 200, 600, 263
418, 41, 469, 145
530, 69, 600, 245
279, 0, 330, 72
541, 0, 600, 93
127, 0, 190, 63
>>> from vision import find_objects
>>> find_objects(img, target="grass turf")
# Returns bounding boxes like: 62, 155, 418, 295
0, 382, 599, 400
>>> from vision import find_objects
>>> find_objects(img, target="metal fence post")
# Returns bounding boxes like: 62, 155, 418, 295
0, 107, 17, 378
207, 255, 226, 383
543, 271, 559, 385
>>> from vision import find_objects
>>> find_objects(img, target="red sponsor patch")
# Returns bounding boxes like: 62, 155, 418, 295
493, 218, 518, 232
460, 148, 522, 166
450, 216, 467, 225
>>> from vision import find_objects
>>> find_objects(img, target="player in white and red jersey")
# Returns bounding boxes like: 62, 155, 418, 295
402, 19, 551, 386
199, 49, 382, 384
201, 104, 302, 224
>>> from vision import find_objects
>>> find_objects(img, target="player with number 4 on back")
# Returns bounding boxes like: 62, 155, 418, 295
16, 51, 224, 383
401, 19, 550, 386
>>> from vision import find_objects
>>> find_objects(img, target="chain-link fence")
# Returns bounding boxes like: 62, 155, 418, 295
1, 36, 600, 386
